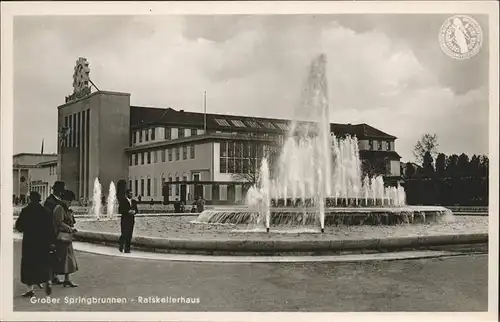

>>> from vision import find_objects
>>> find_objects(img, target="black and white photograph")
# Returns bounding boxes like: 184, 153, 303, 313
1, 1, 498, 321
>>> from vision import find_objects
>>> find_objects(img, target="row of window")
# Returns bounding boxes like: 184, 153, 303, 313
129, 178, 157, 198
131, 125, 394, 152
129, 145, 196, 166
62, 109, 91, 198
220, 157, 260, 174
215, 135, 390, 153
132, 127, 200, 145
62, 110, 89, 149
220, 141, 267, 159
128, 173, 201, 198
368, 140, 393, 151
219, 141, 271, 174
127, 138, 391, 168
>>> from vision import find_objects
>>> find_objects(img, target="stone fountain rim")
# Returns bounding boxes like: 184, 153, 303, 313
72, 229, 487, 255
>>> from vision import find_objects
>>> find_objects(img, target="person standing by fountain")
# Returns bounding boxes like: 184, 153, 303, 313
173, 198, 181, 213
118, 189, 138, 253
43, 181, 67, 285
15, 191, 56, 297
195, 197, 205, 213
52, 190, 79, 287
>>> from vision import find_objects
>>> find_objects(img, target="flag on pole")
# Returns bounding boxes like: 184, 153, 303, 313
41, 139, 44, 154
204, 91, 207, 133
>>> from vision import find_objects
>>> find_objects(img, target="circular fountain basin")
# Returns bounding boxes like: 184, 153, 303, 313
71, 215, 487, 256
196, 205, 453, 226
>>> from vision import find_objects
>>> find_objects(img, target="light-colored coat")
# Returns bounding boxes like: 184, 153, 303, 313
53, 204, 78, 274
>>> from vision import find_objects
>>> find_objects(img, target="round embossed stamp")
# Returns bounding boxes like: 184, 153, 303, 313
439, 15, 483, 60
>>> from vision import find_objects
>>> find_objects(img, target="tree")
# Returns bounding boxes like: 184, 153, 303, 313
435, 153, 446, 177
469, 155, 480, 177
422, 151, 435, 177
478, 155, 489, 205
413, 133, 439, 164
445, 154, 459, 178
479, 155, 489, 177
404, 162, 416, 178
456, 153, 470, 178
361, 158, 387, 178
403, 151, 489, 206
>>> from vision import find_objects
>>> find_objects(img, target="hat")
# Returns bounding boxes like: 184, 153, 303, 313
29, 191, 41, 202
62, 190, 76, 202
52, 181, 66, 194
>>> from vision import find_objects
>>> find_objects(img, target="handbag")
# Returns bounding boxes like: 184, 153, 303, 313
57, 231, 73, 243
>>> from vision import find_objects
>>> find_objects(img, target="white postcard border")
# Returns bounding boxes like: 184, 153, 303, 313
1, 1, 498, 321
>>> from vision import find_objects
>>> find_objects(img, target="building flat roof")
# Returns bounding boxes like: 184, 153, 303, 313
13, 153, 57, 157
13, 153, 58, 167
57, 90, 131, 109
125, 133, 276, 152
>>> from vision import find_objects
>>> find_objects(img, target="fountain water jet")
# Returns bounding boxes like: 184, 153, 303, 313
258, 158, 271, 232
91, 178, 102, 220
107, 181, 117, 218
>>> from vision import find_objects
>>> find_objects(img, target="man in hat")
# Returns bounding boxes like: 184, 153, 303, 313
118, 189, 138, 253
43, 181, 66, 285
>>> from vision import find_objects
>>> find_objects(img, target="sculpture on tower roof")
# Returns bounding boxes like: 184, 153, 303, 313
65, 57, 92, 103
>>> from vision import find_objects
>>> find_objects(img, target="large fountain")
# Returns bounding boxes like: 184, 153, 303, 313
197, 54, 453, 232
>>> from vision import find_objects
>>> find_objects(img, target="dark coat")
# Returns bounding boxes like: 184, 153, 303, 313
15, 202, 56, 285
44, 195, 78, 275
118, 197, 138, 218
118, 197, 138, 251
196, 199, 205, 213
173, 201, 181, 213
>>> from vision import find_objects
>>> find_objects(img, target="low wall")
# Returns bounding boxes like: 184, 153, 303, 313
72, 230, 488, 256
445, 206, 488, 213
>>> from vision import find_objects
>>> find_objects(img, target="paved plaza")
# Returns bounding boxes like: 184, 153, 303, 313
13, 241, 488, 312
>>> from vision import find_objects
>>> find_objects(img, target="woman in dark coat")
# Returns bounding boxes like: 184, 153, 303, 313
52, 190, 79, 287
15, 191, 55, 297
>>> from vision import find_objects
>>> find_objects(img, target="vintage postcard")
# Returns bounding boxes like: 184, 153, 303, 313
1, 1, 498, 321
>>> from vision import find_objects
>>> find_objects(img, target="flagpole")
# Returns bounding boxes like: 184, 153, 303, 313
204, 91, 207, 133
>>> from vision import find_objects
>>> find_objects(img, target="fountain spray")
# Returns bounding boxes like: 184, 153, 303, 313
229, 53, 410, 232
107, 181, 117, 217
91, 177, 102, 220
259, 158, 271, 233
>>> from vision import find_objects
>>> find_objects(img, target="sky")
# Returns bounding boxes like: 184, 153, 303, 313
13, 14, 490, 161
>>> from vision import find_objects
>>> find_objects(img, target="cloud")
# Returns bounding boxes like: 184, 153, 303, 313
13, 15, 489, 162
333, 86, 488, 161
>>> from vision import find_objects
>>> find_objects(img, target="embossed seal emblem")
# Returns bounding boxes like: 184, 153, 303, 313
439, 15, 483, 60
